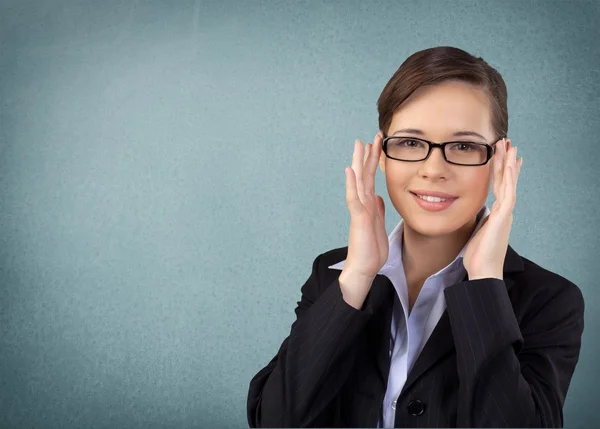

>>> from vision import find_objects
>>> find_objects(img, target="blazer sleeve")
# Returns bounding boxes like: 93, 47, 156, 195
246, 253, 374, 428
444, 277, 585, 428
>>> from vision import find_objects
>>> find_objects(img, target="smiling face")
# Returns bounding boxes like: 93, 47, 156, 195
379, 80, 501, 237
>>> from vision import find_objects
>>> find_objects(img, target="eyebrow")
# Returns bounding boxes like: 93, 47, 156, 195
391, 128, 488, 142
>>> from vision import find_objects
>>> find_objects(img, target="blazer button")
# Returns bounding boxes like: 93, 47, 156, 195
407, 399, 425, 416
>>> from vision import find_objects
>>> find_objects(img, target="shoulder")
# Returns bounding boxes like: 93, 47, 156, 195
310, 246, 349, 281
318, 246, 349, 267
517, 254, 582, 299
512, 253, 584, 324
300, 246, 349, 297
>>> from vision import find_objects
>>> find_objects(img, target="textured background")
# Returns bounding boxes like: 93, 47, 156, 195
1, 0, 599, 428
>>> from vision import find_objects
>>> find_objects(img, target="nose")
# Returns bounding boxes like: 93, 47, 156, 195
418, 146, 448, 178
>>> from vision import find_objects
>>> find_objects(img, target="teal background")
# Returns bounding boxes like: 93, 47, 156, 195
1, 1, 598, 428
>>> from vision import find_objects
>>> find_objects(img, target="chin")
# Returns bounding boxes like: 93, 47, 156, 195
405, 216, 464, 237
396, 197, 473, 237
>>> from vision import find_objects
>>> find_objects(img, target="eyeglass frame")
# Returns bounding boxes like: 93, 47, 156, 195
381, 135, 504, 166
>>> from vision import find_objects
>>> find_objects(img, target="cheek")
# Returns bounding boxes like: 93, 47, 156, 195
383, 163, 414, 186
461, 169, 492, 195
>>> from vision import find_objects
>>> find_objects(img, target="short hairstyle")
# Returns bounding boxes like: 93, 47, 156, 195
377, 46, 508, 142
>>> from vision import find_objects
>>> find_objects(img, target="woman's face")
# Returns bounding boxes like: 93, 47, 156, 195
378, 80, 506, 237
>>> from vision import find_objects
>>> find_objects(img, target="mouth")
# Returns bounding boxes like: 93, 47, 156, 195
410, 191, 458, 212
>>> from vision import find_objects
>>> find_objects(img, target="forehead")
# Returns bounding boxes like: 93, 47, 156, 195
389, 81, 493, 141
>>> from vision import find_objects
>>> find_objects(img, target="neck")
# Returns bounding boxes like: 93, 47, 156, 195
401, 216, 478, 283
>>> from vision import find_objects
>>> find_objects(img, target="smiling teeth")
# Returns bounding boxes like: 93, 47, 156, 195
418, 195, 448, 202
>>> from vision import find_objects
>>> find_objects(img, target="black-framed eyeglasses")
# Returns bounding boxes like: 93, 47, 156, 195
382, 135, 501, 166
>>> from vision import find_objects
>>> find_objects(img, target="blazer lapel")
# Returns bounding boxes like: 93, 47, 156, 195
400, 244, 523, 395
361, 273, 396, 391
400, 308, 453, 395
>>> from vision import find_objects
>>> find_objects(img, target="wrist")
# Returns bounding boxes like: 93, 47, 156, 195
468, 273, 503, 281
338, 269, 375, 310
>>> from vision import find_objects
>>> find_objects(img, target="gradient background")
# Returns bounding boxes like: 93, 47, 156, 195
1, 1, 599, 428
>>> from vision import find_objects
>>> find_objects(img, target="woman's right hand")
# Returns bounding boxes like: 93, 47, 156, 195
342, 131, 389, 282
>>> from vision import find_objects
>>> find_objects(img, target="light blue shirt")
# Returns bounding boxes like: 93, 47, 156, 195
328, 204, 491, 428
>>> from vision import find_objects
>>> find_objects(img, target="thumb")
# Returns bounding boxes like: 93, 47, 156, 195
376, 196, 385, 222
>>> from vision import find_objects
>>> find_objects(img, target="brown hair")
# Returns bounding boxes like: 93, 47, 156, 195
377, 46, 508, 142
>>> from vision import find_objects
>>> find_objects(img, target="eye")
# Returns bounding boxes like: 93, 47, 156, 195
399, 139, 425, 148
449, 142, 478, 152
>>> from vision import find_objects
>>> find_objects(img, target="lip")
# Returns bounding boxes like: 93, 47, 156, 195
410, 192, 458, 212
409, 189, 458, 199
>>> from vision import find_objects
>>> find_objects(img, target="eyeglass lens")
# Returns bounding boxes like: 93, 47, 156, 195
386, 137, 488, 165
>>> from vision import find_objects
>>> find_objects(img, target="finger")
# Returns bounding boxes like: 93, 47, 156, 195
352, 140, 366, 202
495, 146, 511, 212
374, 196, 388, 251
375, 195, 386, 227
504, 139, 513, 180
502, 152, 518, 215
493, 138, 505, 200
512, 153, 522, 199
363, 143, 372, 195
363, 134, 381, 197
345, 166, 364, 216
502, 146, 515, 193
503, 165, 515, 213
499, 140, 513, 202
512, 145, 518, 176
512, 146, 518, 185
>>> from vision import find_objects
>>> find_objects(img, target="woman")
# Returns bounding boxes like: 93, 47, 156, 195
246, 46, 585, 428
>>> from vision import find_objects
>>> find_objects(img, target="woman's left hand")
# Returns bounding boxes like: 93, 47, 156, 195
463, 138, 523, 280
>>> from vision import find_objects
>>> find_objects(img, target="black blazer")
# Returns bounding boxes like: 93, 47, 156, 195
247, 244, 585, 428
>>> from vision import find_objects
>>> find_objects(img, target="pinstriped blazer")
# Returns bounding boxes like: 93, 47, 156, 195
246, 244, 585, 428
